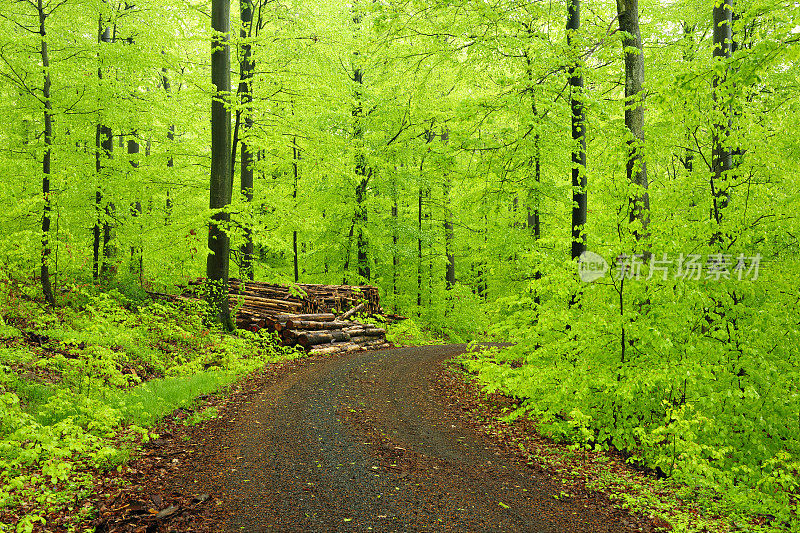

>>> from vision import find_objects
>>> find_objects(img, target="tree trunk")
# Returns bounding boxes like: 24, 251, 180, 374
568, 0, 587, 261
352, 8, 370, 282
711, 0, 733, 226
292, 178, 299, 282
441, 128, 455, 289
38, 0, 55, 306
352, 66, 370, 282
207, 0, 234, 330
682, 22, 696, 173
100, 17, 119, 282
162, 68, 175, 225
101, 201, 117, 280
123, 6, 143, 282
444, 177, 455, 289
292, 117, 300, 282
342, 218, 355, 284
239, 0, 255, 280
417, 183, 423, 309
94, 20, 113, 280
355, 170, 369, 281
392, 174, 399, 309
128, 137, 143, 280
526, 102, 541, 242
165, 135, 173, 223
525, 52, 543, 304
417, 129, 435, 310
427, 186, 433, 308
617, 0, 650, 238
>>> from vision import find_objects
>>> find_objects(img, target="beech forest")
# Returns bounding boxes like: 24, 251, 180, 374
0, 0, 799, 530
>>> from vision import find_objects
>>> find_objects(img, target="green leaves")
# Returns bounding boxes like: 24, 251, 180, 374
0, 280, 295, 527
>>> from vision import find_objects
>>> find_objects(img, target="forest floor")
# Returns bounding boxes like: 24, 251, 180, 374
86, 345, 668, 533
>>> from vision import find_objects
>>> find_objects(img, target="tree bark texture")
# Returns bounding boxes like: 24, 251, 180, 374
239, 0, 255, 280
568, 0, 587, 261
38, 0, 55, 306
711, 0, 733, 225
617, 0, 651, 238
207, 0, 234, 329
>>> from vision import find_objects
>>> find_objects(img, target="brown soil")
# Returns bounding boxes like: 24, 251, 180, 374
88, 345, 663, 532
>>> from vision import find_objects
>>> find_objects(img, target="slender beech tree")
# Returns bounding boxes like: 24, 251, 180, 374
417, 179, 423, 308
681, 22, 697, 174
355, 164, 370, 282
124, 5, 143, 280
101, 197, 118, 280
292, 133, 300, 283
36, 0, 55, 306
442, 129, 455, 289
352, 6, 370, 282
711, 0, 733, 226
100, 15, 118, 282
444, 183, 455, 288
524, 49, 543, 305
524, 51, 542, 245
207, 0, 233, 329
418, 128, 434, 309
161, 67, 175, 225
568, 0, 587, 261
616, 0, 650, 238
165, 123, 174, 223
391, 170, 399, 306
95, 18, 114, 280
128, 137, 143, 280
238, 0, 255, 280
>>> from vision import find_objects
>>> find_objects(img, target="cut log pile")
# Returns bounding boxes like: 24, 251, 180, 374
175, 279, 390, 355
273, 313, 389, 355
294, 284, 381, 315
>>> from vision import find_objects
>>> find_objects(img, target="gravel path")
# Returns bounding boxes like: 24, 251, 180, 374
178, 345, 643, 532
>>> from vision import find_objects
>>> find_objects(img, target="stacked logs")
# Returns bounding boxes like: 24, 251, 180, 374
295, 284, 382, 315
179, 279, 390, 354
228, 279, 323, 326
272, 313, 390, 355
186, 279, 321, 317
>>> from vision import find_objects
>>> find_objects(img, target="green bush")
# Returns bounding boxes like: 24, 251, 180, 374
460, 259, 800, 529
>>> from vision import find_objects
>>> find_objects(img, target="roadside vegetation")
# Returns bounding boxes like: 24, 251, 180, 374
0, 275, 298, 532
0, 0, 798, 530
458, 324, 799, 532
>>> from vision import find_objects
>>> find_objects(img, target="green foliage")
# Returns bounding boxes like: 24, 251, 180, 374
0, 282, 288, 530
183, 406, 219, 427
92, 445, 132, 472
107, 372, 232, 428
461, 265, 800, 528
384, 318, 445, 347
0, 0, 798, 529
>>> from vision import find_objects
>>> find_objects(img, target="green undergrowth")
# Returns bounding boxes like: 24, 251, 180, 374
453, 253, 800, 532
381, 293, 497, 347
458, 321, 799, 532
0, 276, 301, 532
382, 317, 448, 346
381, 284, 495, 346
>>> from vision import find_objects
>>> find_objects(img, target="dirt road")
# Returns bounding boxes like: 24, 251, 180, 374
156, 345, 645, 532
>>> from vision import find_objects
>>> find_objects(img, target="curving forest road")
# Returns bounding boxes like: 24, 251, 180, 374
112, 345, 653, 532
